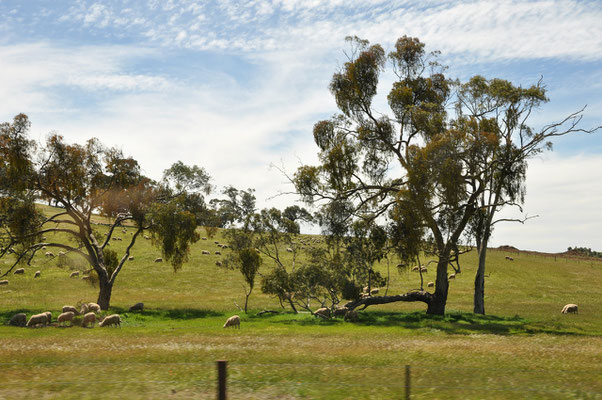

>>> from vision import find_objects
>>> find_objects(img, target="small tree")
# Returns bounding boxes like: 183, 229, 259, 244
0, 114, 210, 309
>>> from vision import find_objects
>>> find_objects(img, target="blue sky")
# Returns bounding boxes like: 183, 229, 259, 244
1, 0, 601, 252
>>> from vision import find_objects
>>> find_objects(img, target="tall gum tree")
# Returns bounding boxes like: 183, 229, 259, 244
455, 76, 600, 314
294, 36, 526, 315
0, 114, 209, 309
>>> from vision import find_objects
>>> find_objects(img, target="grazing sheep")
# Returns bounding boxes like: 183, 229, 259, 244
128, 256, 134, 261
82, 312, 96, 328
42, 246, 47, 250
214, 241, 219, 245
14, 268, 25, 275
9, 313, 27, 327
215, 261, 223, 266
201, 237, 207, 240
505, 256, 514, 261
99, 314, 121, 328
70, 271, 80, 278
80, 303, 100, 314
448, 274, 456, 280
344, 310, 358, 322
420, 267, 428, 273
561, 304, 578, 314
154, 257, 163, 263
34, 271, 41, 278
411, 266, 420, 272
362, 286, 369, 294
87, 303, 101, 313
314, 307, 331, 319
81, 275, 90, 281
286, 247, 293, 253
129, 302, 144, 312
26, 313, 48, 328
370, 288, 380, 296
215, 251, 221, 255
202, 250, 210, 255
0, 280, 8, 285
45, 251, 54, 257
58, 251, 65, 256
63, 305, 78, 315
57, 311, 75, 326
223, 315, 240, 329
45, 311, 52, 324
144, 235, 150, 240
427, 282, 434, 288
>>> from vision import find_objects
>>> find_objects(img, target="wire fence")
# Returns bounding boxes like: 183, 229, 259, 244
0, 360, 600, 399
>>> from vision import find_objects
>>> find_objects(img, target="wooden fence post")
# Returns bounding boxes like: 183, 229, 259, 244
217, 360, 227, 400
405, 364, 411, 399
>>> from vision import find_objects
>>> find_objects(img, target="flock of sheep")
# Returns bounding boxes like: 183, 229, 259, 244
7, 302, 122, 329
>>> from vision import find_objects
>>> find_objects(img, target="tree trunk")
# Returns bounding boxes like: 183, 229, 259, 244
96, 265, 113, 310
427, 258, 449, 315
473, 238, 488, 314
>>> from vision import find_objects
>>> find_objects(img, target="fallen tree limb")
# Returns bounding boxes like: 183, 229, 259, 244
344, 291, 432, 311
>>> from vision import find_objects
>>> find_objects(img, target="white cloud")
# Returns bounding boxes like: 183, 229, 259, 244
491, 153, 602, 252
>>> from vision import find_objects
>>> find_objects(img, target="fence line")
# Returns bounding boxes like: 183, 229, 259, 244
1, 359, 600, 399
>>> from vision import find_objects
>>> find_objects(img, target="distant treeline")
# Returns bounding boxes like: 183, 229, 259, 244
567, 247, 602, 258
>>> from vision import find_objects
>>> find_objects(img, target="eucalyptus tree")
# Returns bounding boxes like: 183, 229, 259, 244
0, 114, 210, 309
295, 36, 504, 315
456, 76, 600, 314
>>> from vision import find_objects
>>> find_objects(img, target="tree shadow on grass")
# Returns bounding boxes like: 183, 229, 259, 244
111, 307, 224, 320
270, 310, 586, 336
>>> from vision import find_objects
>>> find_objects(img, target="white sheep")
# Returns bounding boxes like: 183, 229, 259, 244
412, 266, 420, 272
63, 305, 78, 315
34, 271, 41, 278
286, 247, 293, 253
45, 311, 52, 324
223, 315, 240, 329
128, 256, 134, 261
82, 275, 90, 281
215, 251, 221, 255
201, 237, 207, 240
57, 311, 75, 326
448, 274, 456, 280
505, 256, 514, 261
45, 251, 54, 257
70, 271, 80, 278
80, 302, 101, 314
14, 268, 25, 275
561, 304, 578, 314
202, 250, 210, 255
314, 307, 330, 319
58, 251, 65, 256
99, 314, 122, 328
215, 261, 223, 266
82, 312, 96, 328
420, 267, 428, 273
9, 313, 27, 327
26, 312, 49, 328
370, 288, 380, 296
154, 257, 163, 263
0, 280, 8, 285
427, 282, 434, 288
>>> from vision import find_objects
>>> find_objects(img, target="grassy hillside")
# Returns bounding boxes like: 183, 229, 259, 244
1, 205, 600, 399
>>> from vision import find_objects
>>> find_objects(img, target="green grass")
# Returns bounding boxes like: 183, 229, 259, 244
0, 205, 601, 399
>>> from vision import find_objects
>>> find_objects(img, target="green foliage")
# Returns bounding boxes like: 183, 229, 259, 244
150, 200, 200, 271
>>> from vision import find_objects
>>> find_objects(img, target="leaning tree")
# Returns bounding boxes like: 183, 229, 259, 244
0, 114, 210, 309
